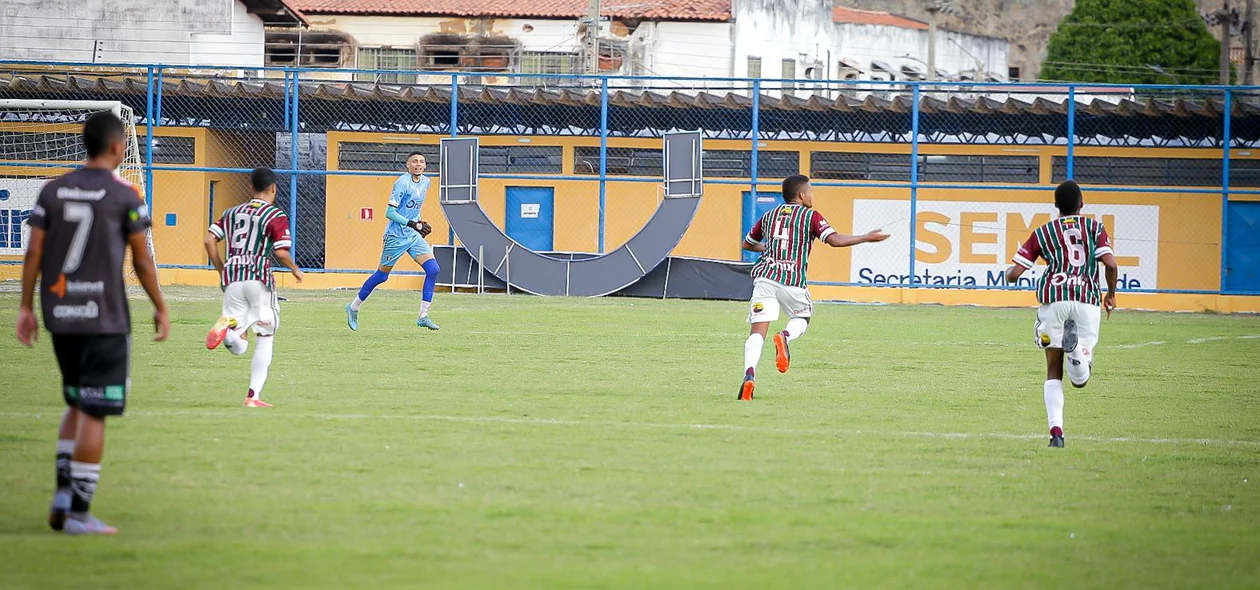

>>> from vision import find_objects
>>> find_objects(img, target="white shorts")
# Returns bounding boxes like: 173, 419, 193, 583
1035, 300, 1100, 356
748, 278, 813, 324
223, 281, 279, 337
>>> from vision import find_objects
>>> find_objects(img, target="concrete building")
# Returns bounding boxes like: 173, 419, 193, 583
0, 0, 306, 68
0, 0, 1007, 88
284, 0, 1008, 87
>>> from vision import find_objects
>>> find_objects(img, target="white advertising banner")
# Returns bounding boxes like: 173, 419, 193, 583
850, 199, 1158, 289
0, 178, 45, 255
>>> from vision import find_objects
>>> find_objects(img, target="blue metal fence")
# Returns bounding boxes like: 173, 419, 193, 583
1, 60, 1257, 296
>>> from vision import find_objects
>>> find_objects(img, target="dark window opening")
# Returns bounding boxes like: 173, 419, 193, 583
338, 142, 440, 173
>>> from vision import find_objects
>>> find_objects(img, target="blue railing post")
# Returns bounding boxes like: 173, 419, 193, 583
598, 76, 609, 253
155, 67, 164, 124
1221, 89, 1232, 294
288, 69, 299, 254
282, 70, 291, 130
751, 80, 760, 206
143, 66, 155, 213
1066, 85, 1076, 179
907, 83, 921, 286
449, 73, 459, 246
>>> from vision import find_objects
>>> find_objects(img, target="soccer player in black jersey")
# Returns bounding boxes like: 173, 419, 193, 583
16, 111, 170, 535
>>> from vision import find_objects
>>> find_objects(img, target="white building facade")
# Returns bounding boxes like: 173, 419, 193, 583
0, 0, 305, 68
285, 1, 1006, 88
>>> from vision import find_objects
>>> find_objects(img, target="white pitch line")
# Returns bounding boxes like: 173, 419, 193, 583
1, 410, 1256, 448
1113, 334, 1260, 349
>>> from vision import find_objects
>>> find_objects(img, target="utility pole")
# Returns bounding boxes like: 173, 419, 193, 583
585, 0, 601, 75
926, 5, 939, 81
1245, 0, 1255, 85
1220, 1, 1233, 85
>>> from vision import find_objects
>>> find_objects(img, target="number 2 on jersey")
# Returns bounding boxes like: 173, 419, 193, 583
230, 212, 259, 252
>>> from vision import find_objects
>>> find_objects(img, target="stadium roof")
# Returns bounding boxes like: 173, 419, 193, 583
287, 0, 732, 21
831, 6, 927, 30
0, 72, 1249, 146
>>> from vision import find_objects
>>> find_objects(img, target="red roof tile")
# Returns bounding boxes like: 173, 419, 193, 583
289, 0, 731, 21
832, 5, 927, 30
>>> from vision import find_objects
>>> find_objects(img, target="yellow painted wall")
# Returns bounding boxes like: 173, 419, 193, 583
5, 122, 1259, 311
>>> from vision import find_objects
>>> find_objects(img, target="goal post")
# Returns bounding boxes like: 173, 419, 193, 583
0, 98, 157, 283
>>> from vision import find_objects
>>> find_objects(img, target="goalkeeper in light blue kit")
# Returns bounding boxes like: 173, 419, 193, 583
346, 151, 441, 330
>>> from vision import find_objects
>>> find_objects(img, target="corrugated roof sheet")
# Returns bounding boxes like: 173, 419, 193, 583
0, 73, 1248, 145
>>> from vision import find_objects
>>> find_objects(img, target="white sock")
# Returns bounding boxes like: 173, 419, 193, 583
419, 300, 431, 318
1066, 351, 1091, 387
248, 336, 274, 399
57, 439, 76, 455
350, 297, 364, 312
744, 333, 765, 374
784, 318, 809, 342
1044, 379, 1064, 432
224, 328, 248, 356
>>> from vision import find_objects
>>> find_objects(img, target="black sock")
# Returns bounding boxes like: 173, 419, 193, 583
55, 440, 74, 490
69, 461, 99, 515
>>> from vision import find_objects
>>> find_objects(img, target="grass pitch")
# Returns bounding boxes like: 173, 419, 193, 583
1, 287, 1258, 589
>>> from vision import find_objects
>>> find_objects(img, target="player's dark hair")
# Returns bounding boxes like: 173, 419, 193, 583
407, 151, 426, 161
782, 174, 810, 203
82, 111, 125, 159
251, 167, 277, 192
1055, 180, 1083, 214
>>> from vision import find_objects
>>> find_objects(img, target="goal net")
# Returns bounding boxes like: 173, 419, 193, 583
0, 99, 157, 284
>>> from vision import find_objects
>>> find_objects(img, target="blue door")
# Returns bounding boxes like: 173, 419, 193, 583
506, 186, 554, 252
741, 191, 780, 262
1226, 201, 1260, 292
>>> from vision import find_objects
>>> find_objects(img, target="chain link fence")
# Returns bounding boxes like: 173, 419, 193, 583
1, 62, 1255, 295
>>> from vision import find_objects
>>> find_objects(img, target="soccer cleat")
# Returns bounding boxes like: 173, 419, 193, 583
206, 316, 237, 350
48, 489, 71, 531
62, 514, 118, 536
346, 304, 358, 331
1061, 318, 1078, 354
244, 398, 273, 408
416, 316, 440, 330
773, 331, 791, 373
738, 374, 755, 401
1049, 435, 1065, 448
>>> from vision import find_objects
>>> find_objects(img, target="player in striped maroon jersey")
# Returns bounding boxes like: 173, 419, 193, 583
1005, 180, 1119, 448
737, 174, 890, 401
203, 168, 303, 408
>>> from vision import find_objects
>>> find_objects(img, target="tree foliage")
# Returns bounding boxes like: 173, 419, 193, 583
1042, 0, 1222, 84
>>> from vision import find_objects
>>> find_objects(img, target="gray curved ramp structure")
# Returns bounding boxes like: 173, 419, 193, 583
439, 133, 703, 297
442, 196, 702, 296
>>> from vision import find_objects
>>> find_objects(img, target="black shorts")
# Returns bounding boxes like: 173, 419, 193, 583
51, 333, 131, 418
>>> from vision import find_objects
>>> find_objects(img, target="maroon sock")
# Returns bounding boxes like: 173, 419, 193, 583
1050, 426, 1063, 437
247, 389, 257, 399
745, 368, 755, 379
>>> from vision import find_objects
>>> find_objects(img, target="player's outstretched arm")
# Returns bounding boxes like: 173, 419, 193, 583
204, 230, 225, 274
1100, 252, 1119, 318
16, 227, 45, 347
824, 229, 889, 248
274, 247, 304, 283
1004, 264, 1027, 284
128, 231, 170, 342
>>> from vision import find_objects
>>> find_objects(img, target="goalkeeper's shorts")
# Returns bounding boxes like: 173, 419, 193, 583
380, 234, 432, 267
